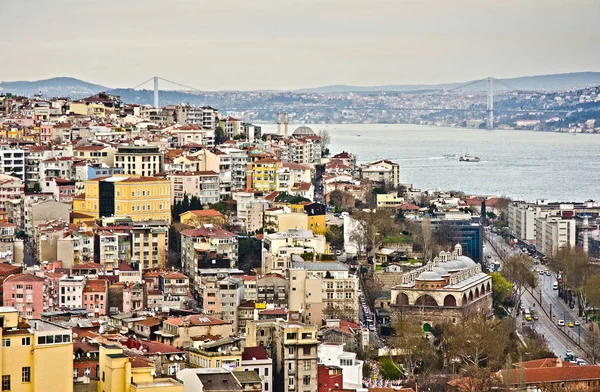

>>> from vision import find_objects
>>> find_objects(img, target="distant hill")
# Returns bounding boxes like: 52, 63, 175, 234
1, 72, 600, 105
296, 72, 600, 93
0, 77, 108, 98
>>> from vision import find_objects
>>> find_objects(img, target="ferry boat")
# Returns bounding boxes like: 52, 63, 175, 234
459, 153, 481, 162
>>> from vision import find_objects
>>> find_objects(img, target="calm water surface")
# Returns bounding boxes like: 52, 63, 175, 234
260, 123, 600, 202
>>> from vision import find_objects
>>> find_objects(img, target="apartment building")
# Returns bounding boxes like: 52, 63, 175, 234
167, 171, 220, 204
246, 319, 318, 392
74, 176, 172, 223
73, 144, 115, 166
180, 226, 238, 279
22, 145, 71, 190
0, 174, 23, 214
158, 271, 189, 310
114, 145, 163, 177
535, 215, 576, 256
98, 345, 183, 392
3, 273, 45, 318
39, 156, 74, 180
58, 275, 86, 309
317, 343, 363, 390
242, 346, 273, 392
0, 308, 74, 392
0, 146, 25, 181
252, 159, 279, 192
288, 262, 359, 324
359, 159, 400, 188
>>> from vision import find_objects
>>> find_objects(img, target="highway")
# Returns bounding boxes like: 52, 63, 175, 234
484, 230, 588, 361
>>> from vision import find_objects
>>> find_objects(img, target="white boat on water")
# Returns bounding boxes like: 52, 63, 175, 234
443, 154, 456, 159
459, 153, 481, 162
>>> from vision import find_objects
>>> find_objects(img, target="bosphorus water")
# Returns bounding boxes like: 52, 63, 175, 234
260, 123, 600, 202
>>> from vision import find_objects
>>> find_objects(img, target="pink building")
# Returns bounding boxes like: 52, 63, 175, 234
3, 273, 45, 318
40, 123, 55, 144
82, 279, 108, 316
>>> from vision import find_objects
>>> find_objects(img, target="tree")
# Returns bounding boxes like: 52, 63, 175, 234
379, 357, 403, 380
502, 254, 536, 305
585, 329, 600, 364
435, 220, 459, 249
189, 195, 202, 211
490, 272, 513, 308
318, 129, 331, 151
237, 237, 262, 272
349, 210, 398, 257
325, 225, 344, 249
215, 126, 227, 145
389, 319, 434, 377
420, 218, 433, 262
328, 190, 345, 211
552, 246, 591, 312
586, 275, 600, 309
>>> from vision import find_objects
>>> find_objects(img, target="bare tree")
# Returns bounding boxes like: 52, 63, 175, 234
502, 254, 536, 305
421, 217, 433, 262
552, 246, 591, 310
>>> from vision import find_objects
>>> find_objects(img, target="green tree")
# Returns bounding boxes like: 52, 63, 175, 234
190, 195, 202, 211
379, 357, 403, 380
490, 272, 513, 306
215, 126, 227, 145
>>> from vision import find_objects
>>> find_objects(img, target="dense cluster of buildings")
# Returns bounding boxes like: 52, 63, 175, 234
1, 88, 598, 391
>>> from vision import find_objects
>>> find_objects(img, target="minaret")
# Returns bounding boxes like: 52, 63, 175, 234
583, 215, 590, 254
284, 112, 289, 138
277, 111, 281, 135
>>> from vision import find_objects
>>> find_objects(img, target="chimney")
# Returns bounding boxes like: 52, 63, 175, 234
277, 111, 281, 135
284, 112, 289, 138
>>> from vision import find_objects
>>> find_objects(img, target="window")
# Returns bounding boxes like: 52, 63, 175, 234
2, 339, 9, 347
303, 347, 311, 355
1, 375, 9, 390
303, 360, 311, 370
288, 347, 295, 355
265, 382, 269, 391
22, 367, 30, 382
21, 337, 30, 346
265, 368, 268, 376
25, 285, 33, 290
288, 377, 294, 386
303, 375, 310, 386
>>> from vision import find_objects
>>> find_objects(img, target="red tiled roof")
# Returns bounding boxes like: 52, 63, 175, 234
242, 346, 269, 361
4, 273, 45, 283
500, 365, 600, 384
183, 209, 223, 218
259, 308, 287, 315
180, 227, 236, 239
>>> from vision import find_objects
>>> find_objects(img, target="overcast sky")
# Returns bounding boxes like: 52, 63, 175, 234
1, 0, 599, 90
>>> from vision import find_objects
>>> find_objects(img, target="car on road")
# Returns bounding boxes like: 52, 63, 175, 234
575, 321, 581, 326
335, 250, 342, 256
577, 359, 587, 366
539, 270, 545, 275
566, 350, 574, 358
558, 319, 565, 326
545, 270, 551, 276
553, 282, 559, 290
568, 322, 575, 328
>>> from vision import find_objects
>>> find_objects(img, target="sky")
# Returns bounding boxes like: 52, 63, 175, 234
1, 0, 599, 91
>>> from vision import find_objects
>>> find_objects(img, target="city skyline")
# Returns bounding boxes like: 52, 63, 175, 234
1, 0, 599, 90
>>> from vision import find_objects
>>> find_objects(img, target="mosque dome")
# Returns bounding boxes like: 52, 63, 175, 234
293, 126, 316, 136
431, 266, 450, 277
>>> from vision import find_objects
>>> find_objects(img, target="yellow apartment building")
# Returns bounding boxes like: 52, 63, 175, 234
69, 101, 106, 118
376, 193, 405, 210
73, 176, 171, 223
251, 159, 279, 192
98, 345, 183, 392
0, 307, 73, 392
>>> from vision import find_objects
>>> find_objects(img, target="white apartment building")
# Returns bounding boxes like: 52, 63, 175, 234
167, 171, 220, 205
180, 106, 219, 130
359, 159, 400, 188
317, 343, 364, 390
263, 229, 327, 257
39, 156, 73, 180
219, 148, 248, 191
218, 277, 244, 331
23, 146, 71, 190
289, 262, 359, 324
0, 146, 25, 181
114, 145, 163, 177
0, 174, 23, 214
241, 347, 273, 392
535, 216, 576, 256
58, 275, 86, 309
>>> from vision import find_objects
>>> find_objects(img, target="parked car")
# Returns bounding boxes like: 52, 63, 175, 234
558, 319, 565, 326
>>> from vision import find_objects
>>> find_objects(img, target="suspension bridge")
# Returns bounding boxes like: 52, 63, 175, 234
132, 76, 569, 130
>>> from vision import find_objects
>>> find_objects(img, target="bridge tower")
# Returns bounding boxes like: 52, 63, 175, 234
153, 76, 159, 108
487, 77, 494, 130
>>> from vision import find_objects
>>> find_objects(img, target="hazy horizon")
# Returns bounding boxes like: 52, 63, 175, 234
1, 0, 599, 90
